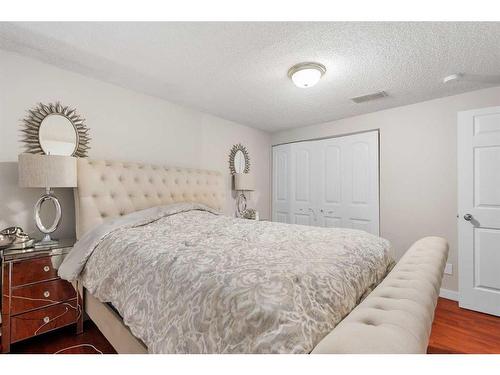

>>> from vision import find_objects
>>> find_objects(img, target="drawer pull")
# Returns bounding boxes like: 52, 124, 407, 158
43, 316, 50, 324
43, 291, 50, 298
43, 266, 50, 272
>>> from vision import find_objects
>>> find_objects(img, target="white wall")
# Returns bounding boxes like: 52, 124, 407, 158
4, 48, 499, 293
0, 50, 271, 241
272, 86, 500, 292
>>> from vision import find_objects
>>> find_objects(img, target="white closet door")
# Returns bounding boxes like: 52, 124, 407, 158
315, 137, 344, 228
272, 131, 379, 235
272, 143, 291, 223
315, 131, 379, 234
289, 140, 319, 225
342, 131, 379, 234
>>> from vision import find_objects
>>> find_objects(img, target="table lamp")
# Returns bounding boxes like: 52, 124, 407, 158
18, 153, 77, 247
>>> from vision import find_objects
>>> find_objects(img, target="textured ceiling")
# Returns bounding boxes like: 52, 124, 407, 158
1, 22, 500, 132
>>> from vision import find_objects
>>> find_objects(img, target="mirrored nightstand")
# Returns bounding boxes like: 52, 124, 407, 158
1, 239, 83, 353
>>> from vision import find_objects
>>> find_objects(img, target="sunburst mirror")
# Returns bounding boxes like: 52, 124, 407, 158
20, 102, 90, 157
228, 143, 250, 175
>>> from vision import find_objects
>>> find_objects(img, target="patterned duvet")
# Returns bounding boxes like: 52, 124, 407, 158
59, 203, 393, 353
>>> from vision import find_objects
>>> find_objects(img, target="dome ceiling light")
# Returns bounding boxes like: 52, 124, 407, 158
288, 62, 326, 88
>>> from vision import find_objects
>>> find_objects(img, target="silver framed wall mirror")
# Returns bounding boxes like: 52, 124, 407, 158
228, 143, 250, 175
20, 102, 90, 157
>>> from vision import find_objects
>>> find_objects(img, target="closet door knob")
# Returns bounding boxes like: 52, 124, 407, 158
464, 214, 473, 221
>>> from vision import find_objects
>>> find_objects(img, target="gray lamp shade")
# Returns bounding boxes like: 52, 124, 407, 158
18, 153, 77, 188
234, 173, 255, 191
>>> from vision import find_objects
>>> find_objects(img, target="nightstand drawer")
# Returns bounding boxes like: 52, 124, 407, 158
10, 299, 78, 343
10, 279, 77, 315
11, 256, 59, 286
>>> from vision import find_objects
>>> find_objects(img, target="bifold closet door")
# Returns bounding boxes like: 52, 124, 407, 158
272, 140, 318, 226
272, 143, 292, 224
272, 131, 379, 235
289, 140, 319, 225
317, 131, 379, 235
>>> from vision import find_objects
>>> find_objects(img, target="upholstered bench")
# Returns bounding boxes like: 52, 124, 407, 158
312, 236, 449, 354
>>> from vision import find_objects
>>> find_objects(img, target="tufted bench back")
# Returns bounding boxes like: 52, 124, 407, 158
74, 159, 225, 239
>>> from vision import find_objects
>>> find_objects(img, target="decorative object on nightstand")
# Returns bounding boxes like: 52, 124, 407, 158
241, 208, 259, 221
234, 173, 255, 217
18, 153, 77, 247
0, 227, 35, 250
1, 239, 82, 353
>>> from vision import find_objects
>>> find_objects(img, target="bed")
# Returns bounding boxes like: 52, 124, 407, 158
60, 158, 448, 354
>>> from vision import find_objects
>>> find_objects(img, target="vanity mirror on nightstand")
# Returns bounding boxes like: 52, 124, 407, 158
1, 239, 83, 353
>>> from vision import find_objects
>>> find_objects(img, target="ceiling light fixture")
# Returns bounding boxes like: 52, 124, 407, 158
443, 73, 464, 84
288, 62, 326, 88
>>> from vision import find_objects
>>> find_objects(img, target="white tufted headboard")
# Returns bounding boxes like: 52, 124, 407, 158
74, 159, 226, 239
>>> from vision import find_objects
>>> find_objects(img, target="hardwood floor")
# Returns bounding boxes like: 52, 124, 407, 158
2, 297, 499, 354
8, 321, 116, 354
428, 298, 500, 354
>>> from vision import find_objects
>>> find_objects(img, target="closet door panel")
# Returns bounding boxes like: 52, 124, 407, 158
343, 132, 379, 235
324, 216, 342, 228
318, 138, 345, 228
351, 141, 370, 204
349, 218, 371, 232
324, 145, 341, 204
294, 149, 310, 202
290, 142, 317, 226
272, 144, 291, 223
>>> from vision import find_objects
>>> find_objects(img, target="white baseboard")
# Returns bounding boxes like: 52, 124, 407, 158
439, 288, 459, 301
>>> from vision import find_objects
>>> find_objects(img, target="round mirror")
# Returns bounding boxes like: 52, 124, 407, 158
234, 150, 246, 173
39, 115, 77, 156
21, 102, 90, 157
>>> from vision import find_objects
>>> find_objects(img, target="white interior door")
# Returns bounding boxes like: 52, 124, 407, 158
272, 131, 379, 235
458, 106, 500, 316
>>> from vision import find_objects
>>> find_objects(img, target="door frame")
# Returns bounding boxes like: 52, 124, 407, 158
271, 129, 381, 233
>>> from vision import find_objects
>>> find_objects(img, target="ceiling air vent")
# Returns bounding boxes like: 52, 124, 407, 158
351, 91, 388, 104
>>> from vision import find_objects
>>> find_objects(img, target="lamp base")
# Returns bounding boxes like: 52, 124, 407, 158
34, 188, 62, 248
34, 234, 59, 248
237, 192, 247, 217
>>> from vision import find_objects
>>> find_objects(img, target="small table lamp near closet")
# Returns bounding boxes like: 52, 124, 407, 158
234, 172, 254, 217
18, 153, 77, 247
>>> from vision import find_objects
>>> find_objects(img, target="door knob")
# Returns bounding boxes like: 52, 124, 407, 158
308, 208, 317, 221
464, 214, 473, 221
